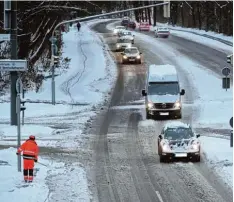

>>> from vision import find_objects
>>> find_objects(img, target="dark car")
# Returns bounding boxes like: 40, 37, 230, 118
121, 19, 129, 26
128, 21, 136, 29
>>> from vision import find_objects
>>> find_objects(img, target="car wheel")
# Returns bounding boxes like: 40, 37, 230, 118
138, 60, 142, 64
159, 155, 166, 163
155, 35, 158, 38
193, 155, 201, 162
132, 40, 134, 44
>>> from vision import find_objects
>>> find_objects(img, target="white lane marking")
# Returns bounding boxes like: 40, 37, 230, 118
155, 191, 164, 202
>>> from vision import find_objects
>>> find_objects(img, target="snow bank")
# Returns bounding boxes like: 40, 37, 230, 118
155, 22, 233, 43
0, 148, 91, 202
0, 147, 49, 202
201, 136, 233, 188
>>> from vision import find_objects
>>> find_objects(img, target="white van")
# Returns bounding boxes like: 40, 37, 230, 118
142, 64, 185, 119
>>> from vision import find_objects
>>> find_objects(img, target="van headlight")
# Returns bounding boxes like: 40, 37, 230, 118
147, 101, 154, 109
116, 44, 120, 48
123, 55, 127, 59
136, 55, 141, 59
174, 101, 181, 108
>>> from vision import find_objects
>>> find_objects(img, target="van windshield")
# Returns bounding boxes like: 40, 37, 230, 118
148, 82, 179, 95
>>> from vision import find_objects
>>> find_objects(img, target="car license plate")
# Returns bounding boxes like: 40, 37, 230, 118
175, 153, 187, 157
129, 59, 135, 61
160, 112, 169, 115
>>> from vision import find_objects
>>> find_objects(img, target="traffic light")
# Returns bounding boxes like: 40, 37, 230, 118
227, 54, 233, 65
53, 56, 59, 65
20, 98, 26, 111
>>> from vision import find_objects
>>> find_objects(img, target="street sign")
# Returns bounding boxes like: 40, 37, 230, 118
0, 60, 27, 71
0, 34, 10, 41
222, 77, 230, 89
222, 67, 231, 76
230, 117, 233, 128
16, 78, 23, 93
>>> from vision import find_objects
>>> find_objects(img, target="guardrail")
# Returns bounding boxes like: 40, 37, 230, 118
168, 27, 233, 47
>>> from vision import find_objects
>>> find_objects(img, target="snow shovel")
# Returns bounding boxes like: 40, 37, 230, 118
19, 154, 48, 167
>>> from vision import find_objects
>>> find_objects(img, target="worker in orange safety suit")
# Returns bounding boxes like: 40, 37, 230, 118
16, 135, 39, 182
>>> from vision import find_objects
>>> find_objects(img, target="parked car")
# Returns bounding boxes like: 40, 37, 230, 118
155, 27, 170, 38
121, 19, 130, 26
115, 38, 132, 51
158, 121, 201, 162
139, 22, 150, 31
121, 47, 142, 64
118, 31, 134, 44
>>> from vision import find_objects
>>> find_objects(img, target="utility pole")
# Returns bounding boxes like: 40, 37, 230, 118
10, 0, 18, 125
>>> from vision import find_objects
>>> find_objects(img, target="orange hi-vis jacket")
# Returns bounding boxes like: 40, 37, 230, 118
17, 139, 39, 160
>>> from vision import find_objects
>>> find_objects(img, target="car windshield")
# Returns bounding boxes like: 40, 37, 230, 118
116, 26, 125, 29
124, 48, 138, 54
164, 127, 193, 140
117, 39, 131, 43
148, 82, 179, 95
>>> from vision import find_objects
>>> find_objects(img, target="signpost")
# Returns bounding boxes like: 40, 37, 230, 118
222, 67, 231, 91
0, 60, 27, 71
0, 34, 10, 41
16, 78, 22, 172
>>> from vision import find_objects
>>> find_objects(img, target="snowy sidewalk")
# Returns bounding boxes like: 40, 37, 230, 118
0, 20, 116, 202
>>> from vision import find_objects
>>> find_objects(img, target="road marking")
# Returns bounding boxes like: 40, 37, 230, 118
155, 191, 164, 202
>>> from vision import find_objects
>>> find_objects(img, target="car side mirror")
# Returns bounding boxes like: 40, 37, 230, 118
180, 89, 185, 95
121, 52, 124, 55
196, 134, 200, 138
158, 135, 163, 139
142, 89, 147, 96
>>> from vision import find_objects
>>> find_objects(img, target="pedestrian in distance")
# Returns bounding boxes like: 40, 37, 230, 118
77, 21, 81, 32
16, 135, 39, 183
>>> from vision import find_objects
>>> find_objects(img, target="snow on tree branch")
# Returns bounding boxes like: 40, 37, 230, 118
184, 1, 193, 9
29, 20, 57, 62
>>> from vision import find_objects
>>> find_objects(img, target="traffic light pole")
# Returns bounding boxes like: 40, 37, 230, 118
16, 91, 21, 172
50, 2, 169, 105
10, 0, 18, 125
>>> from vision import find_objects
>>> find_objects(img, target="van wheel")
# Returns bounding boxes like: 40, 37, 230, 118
146, 111, 151, 119
176, 113, 182, 119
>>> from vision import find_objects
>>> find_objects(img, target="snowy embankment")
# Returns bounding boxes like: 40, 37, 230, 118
133, 21, 233, 53
107, 21, 233, 188
0, 20, 116, 201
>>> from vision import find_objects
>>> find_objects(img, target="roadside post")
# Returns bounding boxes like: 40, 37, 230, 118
16, 78, 22, 172
221, 67, 231, 91
230, 117, 233, 147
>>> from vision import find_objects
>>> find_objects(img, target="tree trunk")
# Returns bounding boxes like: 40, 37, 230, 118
197, 2, 202, 30
192, 2, 196, 28
181, 4, 184, 27
153, 1, 157, 26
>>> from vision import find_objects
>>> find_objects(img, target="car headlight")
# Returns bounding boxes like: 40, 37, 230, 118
123, 55, 127, 59
136, 55, 141, 59
128, 44, 131, 48
116, 44, 120, 48
174, 101, 181, 108
114, 30, 117, 33
147, 101, 154, 109
162, 144, 171, 152
191, 142, 199, 150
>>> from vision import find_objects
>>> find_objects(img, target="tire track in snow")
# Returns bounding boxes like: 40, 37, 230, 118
60, 30, 88, 106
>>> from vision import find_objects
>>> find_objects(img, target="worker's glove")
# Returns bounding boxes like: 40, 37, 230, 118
16, 152, 19, 155
34, 159, 38, 162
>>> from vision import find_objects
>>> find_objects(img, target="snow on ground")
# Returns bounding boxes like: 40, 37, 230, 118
201, 136, 233, 188
0, 20, 116, 148
132, 21, 233, 53
0, 147, 91, 202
